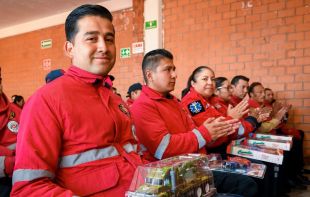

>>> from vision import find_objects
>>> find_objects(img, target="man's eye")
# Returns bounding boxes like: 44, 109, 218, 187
105, 37, 114, 43
87, 37, 97, 41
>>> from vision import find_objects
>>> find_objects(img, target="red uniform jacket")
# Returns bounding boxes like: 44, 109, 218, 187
130, 86, 211, 161
12, 66, 143, 197
0, 93, 21, 178
210, 96, 258, 136
230, 95, 242, 107
126, 98, 134, 107
181, 88, 231, 148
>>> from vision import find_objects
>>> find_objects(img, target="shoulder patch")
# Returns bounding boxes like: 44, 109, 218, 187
187, 100, 205, 116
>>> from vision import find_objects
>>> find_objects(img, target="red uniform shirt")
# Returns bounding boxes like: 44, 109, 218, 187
0, 93, 21, 177
12, 66, 143, 197
210, 96, 258, 137
181, 88, 231, 148
230, 95, 242, 107
130, 86, 211, 161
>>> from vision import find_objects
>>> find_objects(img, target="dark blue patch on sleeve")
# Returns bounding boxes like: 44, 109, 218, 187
187, 100, 205, 116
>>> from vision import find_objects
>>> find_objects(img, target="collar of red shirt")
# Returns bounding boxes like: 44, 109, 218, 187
66, 66, 112, 87
210, 95, 228, 107
230, 95, 242, 104
188, 87, 211, 103
248, 98, 262, 108
142, 85, 176, 100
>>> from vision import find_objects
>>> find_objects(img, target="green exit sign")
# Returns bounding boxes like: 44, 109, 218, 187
145, 20, 157, 30
120, 47, 130, 58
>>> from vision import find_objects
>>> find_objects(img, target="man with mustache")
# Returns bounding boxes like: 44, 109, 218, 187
11, 4, 142, 196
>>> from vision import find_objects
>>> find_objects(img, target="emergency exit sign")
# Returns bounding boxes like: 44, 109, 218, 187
145, 20, 157, 29
41, 39, 52, 49
120, 47, 130, 58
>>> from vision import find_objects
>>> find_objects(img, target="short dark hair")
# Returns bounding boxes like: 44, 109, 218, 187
248, 82, 262, 95
12, 95, 24, 104
182, 66, 214, 97
231, 75, 249, 86
264, 88, 272, 92
142, 49, 173, 83
65, 4, 113, 42
214, 77, 228, 89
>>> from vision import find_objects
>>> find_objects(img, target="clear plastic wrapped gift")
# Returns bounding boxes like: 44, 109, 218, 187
126, 154, 216, 197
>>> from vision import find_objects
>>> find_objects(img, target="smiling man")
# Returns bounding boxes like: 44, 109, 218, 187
11, 4, 142, 196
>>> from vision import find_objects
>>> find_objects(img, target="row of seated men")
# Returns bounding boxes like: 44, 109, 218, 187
0, 4, 308, 197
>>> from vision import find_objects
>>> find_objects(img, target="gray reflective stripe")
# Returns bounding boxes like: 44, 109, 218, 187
12, 169, 54, 185
154, 134, 171, 160
238, 125, 245, 136
0, 156, 5, 178
192, 129, 206, 149
123, 143, 137, 153
7, 143, 16, 150
59, 146, 119, 168
138, 144, 148, 155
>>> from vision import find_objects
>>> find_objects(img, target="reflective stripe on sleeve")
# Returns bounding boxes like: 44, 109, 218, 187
192, 129, 206, 149
59, 146, 119, 168
154, 134, 171, 160
0, 156, 5, 178
7, 143, 16, 150
123, 143, 137, 153
12, 169, 54, 185
238, 125, 245, 136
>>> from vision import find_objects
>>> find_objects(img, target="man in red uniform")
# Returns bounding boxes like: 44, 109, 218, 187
11, 5, 142, 196
230, 75, 250, 107
0, 69, 21, 197
131, 49, 258, 197
126, 83, 142, 107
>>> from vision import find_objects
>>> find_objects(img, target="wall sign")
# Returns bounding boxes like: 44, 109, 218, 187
42, 59, 51, 70
41, 39, 52, 49
145, 20, 157, 30
120, 47, 131, 58
132, 42, 144, 54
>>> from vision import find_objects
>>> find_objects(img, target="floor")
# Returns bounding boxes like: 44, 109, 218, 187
288, 166, 310, 197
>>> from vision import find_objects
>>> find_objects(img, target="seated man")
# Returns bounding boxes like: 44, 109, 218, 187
126, 82, 142, 107
131, 49, 258, 197
0, 70, 21, 197
11, 4, 142, 196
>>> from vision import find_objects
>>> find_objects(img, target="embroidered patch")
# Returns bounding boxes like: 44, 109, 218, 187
119, 104, 130, 117
7, 120, 19, 133
9, 111, 15, 119
188, 100, 205, 116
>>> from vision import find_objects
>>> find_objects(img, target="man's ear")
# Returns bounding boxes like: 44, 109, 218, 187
64, 41, 74, 58
214, 89, 219, 96
145, 69, 153, 83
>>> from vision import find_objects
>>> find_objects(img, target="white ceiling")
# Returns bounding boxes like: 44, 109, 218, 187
0, 0, 108, 29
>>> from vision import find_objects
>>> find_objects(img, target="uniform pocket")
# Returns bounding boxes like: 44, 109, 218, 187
65, 163, 120, 196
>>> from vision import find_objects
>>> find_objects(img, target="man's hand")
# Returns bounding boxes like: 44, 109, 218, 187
274, 106, 289, 121
203, 117, 239, 141
227, 97, 249, 119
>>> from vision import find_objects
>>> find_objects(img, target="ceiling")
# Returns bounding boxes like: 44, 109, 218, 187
0, 0, 109, 29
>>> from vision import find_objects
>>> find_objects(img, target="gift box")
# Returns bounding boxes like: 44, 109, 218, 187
245, 138, 292, 151
227, 143, 283, 165
126, 154, 216, 197
253, 133, 292, 142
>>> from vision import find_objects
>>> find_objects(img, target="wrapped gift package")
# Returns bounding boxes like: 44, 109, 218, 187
227, 143, 284, 165
126, 154, 216, 197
